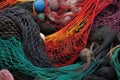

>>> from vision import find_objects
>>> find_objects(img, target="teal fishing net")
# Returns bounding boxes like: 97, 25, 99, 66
110, 45, 120, 80
0, 37, 102, 80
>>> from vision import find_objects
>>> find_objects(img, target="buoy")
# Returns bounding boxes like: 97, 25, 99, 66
38, 13, 45, 20
40, 33, 45, 41
33, 0, 45, 13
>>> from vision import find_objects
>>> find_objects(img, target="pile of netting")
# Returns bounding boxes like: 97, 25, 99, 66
0, 2, 54, 68
0, 0, 113, 67
0, 37, 103, 80
44, 0, 113, 67
0, 0, 117, 80
92, 0, 120, 32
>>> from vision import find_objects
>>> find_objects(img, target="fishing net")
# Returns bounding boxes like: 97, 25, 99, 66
0, 37, 103, 80
0, 0, 112, 67
13, 2, 34, 13
0, 0, 16, 10
44, 0, 113, 67
92, 0, 120, 32
0, 15, 20, 38
43, 0, 112, 30
108, 45, 120, 80
0, 0, 34, 10
83, 56, 118, 80
0, 4, 53, 68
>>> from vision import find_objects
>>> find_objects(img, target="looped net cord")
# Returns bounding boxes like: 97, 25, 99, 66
0, 37, 102, 80
45, 0, 113, 67
0, 3, 53, 68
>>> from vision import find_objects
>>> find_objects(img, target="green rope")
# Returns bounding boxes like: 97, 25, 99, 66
0, 37, 101, 80
110, 46, 120, 80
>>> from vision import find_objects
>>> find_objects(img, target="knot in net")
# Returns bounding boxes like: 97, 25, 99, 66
44, 0, 113, 67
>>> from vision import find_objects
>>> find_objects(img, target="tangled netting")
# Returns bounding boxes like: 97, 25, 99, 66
108, 45, 120, 80
92, 0, 120, 32
0, 0, 112, 67
44, 0, 113, 67
0, 3, 53, 68
0, 37, 103, 80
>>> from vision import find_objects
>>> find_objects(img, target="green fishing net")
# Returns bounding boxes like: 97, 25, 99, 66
110, 46, 120, 80
0, 37, 102, 80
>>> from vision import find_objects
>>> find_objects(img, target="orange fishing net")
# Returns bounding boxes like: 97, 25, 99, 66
45, 0, 113, 67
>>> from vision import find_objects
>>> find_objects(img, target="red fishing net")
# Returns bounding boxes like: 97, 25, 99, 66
44, 0, 113, 67
0, 0, 34, 10
0, 0, 16, 10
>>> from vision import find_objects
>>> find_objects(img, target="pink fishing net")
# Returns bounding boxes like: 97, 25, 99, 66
92, 0, 120, 32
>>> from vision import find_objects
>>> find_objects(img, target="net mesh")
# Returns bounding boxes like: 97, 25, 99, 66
0, 4, 53, 68
92, 0, 120, 32
0, 0, 112, 67
0, 37, 101, 80
44, 0, 113, 67
0, 15, 20, 38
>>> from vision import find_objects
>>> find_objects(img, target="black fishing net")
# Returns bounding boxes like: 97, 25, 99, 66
0, 2, 53, 68
0, 15, 21, 38
11, 70, 34, 80
13, 2, 33, 13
